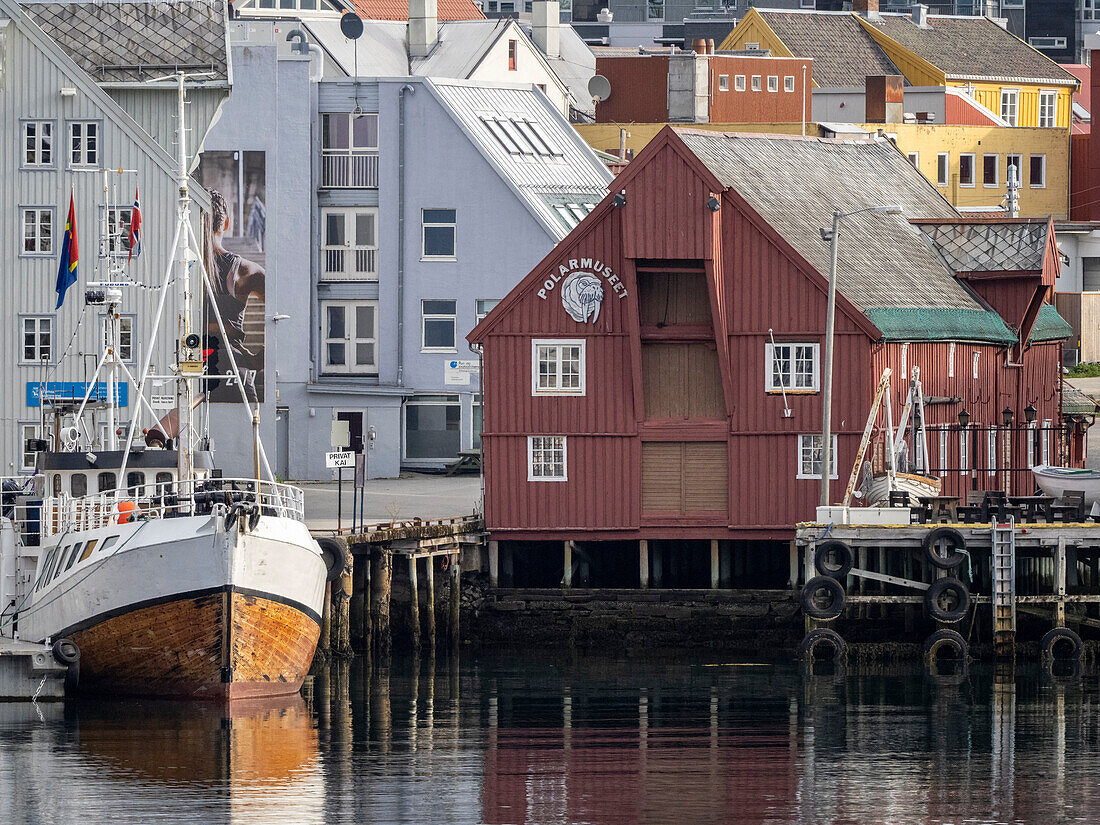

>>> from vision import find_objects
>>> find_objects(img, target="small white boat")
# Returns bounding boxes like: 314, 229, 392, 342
1031, 465, 1100, 504
865, 470, 942, 505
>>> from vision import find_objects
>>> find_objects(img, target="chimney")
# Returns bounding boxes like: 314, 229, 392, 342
852, 0, 878, 16
911, 4, 929, 28
532, 1, 560, 60
409, 0, 438, 59
865, 75, 903, 124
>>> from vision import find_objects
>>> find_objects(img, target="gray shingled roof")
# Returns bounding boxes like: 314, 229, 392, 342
866, 14, 1078, 85
24, 0, 229, 84
915, 220, 1050, 273
758, 11, 902, 87
674, 130, 982, 314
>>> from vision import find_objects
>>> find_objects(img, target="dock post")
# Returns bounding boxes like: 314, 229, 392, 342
488, 540, 499, 588
425, 554, 436, 648
857, 546, 866, 620
319, 581, 332, 659
370, 548, 393, 658
333, 547, 354, 658
639, 539, 649, 589
1055, 536, 1067, 629
788, 541, 798, 589
710, 540, 720, 590
563, 541, 573, 588
351, 550, 368, 651
449, 552, 461, 647
409, 555, 421, 651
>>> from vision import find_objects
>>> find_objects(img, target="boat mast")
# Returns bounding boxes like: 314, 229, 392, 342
174, 73, 196, 483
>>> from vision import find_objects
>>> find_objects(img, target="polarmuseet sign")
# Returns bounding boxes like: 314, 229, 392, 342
536, 257, 628, 324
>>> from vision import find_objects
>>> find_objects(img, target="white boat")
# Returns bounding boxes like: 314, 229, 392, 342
1031, 464, 1100, 504
865, 470, 942, 505
0, 76, 329, 699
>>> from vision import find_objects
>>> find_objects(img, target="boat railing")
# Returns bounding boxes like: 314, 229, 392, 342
1, 475, 45, 547
40, 477, 306, 537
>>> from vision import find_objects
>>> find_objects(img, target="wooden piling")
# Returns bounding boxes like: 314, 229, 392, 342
318, 581, 332, 660
710, 539, 720, 590
488, 540, 499, 588
351, 551, 369, 651
370, 548, 393, 657
409, 555, 421, 650
449, 552, 461, 647
425, 555, 436, 648
563, 541, 573, 588
639, 539, 649, 589
332, 550, 354, 659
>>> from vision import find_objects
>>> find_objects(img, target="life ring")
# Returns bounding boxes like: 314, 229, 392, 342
925, 577, 971, 623
1041, 627, 1083, 662
923, 629, 968, 664
799, 628, 847, 663
800, 575, 846, 621
814, 540, 853, 579
923, 527, 967, 571
52, 637, 80, 666
317, 537, 350, 583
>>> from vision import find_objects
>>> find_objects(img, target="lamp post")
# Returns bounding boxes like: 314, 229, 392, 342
819, 204, 904, 508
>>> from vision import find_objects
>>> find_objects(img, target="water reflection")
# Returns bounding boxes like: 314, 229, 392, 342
5, 653, 1100, 823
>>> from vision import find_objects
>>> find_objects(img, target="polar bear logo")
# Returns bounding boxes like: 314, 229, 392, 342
561, 271, 604, 323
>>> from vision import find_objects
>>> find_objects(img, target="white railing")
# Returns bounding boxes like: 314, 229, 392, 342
1, 475, 45, 547
321, 151, 379, 188
39, 477, 306, 538
323, 248, 377, 279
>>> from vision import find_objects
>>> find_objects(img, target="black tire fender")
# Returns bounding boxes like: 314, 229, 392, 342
925, 577, 971, 623
799, 628, 848, 663
923, 527, 967, 570
317, 537, 350, 583
52, 637, 80, 666
814, 540, 854, 579
924, 628, 968, 663
800, 575, 846, 621
1041, 626, 1083, 661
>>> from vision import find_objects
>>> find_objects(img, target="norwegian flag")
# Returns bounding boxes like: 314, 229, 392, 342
127, 185, 142, 264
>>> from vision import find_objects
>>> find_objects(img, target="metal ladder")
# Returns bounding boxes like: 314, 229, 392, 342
991, 518, 1016, 654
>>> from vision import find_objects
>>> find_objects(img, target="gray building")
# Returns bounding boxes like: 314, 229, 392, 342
204, 19, 611, 480
0, 0, 228, 476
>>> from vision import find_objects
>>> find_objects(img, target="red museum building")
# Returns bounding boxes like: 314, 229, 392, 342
469, 127, 1078, 590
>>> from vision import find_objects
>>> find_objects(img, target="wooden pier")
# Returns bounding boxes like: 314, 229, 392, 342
311, 515, 484, 663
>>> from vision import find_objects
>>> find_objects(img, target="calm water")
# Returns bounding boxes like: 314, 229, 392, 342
3, 652, 1100, 824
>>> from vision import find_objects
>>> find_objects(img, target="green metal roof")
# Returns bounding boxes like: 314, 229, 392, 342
1028, 303, 1074, 343
863, 303, 1072, 345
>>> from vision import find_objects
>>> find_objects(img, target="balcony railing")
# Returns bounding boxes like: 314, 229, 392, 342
323, 248, 377, 279
322, 150, 379, 188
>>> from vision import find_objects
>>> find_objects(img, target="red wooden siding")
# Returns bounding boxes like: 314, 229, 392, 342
707, 56, 812, 124
594, 56, 671, 123
620, 143, 714, 260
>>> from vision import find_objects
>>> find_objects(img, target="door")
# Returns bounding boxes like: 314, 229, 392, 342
337, 411, 364, 453
321, 208, 377, 280
275, 406, 290, 479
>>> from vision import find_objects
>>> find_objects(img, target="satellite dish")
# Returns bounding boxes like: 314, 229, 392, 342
588, 74, 611, 102
340, 11, 364, 40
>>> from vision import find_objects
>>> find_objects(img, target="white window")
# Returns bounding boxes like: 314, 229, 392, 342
767, 75, 779, 92
1000, 89, 1018, 126
1039, 90, 1058, 127
68, 121, 99, 167
1028, 36, 1066, 49
718, 75, 729, 91
1027, 421, 1037, 468
322, 300, 378, 374
959, 154, 975, 187
937, 153, 949, 186
745, 42, 760, 49
1042, 419, 1052, 466
532, 339, 585, 395
475, 299, 499, 325
1001, 0, 1023, 7
751, 76, 761, 91
900, 342, 908, 374
1030, 154, 1046, 187
797, 434, 838, 479
799, 0, 813, 7
734, 75, 746, 91
983, 154, 999, 187
647, 0, 663, 21
972, 351, 980, 379
1006, 153, 1023, 184
938, 429, 948, 478
103, 207, 133, 256
421, 299, 457, 351
422, 209, 457, 259
22, 208, 52, 254
320, 112, 379, 187
528, 435, 567, 481
1086, 0, 1099, 20
947, 342, 955, 378
20, 423, 42, 472
102, 315, 133, 362
988, 428, 997, 476
321, 208, 377, 279
766, 342, 820, 393
784, 75, 795, 92
405, 395, 461, 460
22, 316, 52, 364
908, 151, 919, 168
23, 121, 53, 166
960, 428, 969, 475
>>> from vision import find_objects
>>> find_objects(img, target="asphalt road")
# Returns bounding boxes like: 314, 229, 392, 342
300, 472, 482, 530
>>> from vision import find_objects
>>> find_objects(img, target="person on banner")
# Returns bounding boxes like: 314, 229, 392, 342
203, 189, 266, 402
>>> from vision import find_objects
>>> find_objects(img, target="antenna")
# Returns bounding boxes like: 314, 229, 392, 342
588, 74, 611, 103
341, 11, 365, 110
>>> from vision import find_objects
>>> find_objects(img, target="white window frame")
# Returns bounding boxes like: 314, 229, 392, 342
767, 75, 779, 92
1085, 0, 1099, 20
901, 342, 909, 374
1042, 418, 1052, 466
1038, 89, 1058, 127
718, 74, 729, 92
784, 75, 795, 92
797, 434, 838, 480
421, 299, 458, 353
734, 75, 746, 91
1028, 36, 1066, 49
101, 206, 134, 257
475, 299, 499, 325
766, 342, 820, 393
751, 75, 761, 91
321, 300, 379, 375
101, 314, 134, 363
982, 153, 999, 188
531, 339, 586, 396
972, 351, 980, 379
960, 427, 969, 475
948, 342, 955, 378
68, 121, 99, 167
527, 435, 567, 481
403, 395, 462, 462
1006, 153, 1023, 185
320, 207, 378, 280
988, 428, 998, 477
938, 428, 948, 478
907, 151, 919, 168
422, 208, 457, 260
1030, 154, 1046, 188
21, 316, 53, 365
1027, 420, 1037, 468
1000, 88, 1019, 126
937, 153, 949, 187
959, 154, 976, 187
21, 207, 53, 255
23, 120, 53, 167
20, 422, 42, 473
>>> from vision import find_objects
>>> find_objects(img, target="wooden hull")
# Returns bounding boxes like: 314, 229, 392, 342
866, 472, 942, 505
68, 587, 320, 700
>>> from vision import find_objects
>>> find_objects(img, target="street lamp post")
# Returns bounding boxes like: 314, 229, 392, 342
820, 204, 903, 508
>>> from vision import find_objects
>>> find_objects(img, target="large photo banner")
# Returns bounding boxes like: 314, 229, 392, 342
195, 150, 266, 403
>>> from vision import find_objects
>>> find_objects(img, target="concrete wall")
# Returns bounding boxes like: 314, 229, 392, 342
812, 86, 947, 125
469, 25, 571, 115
